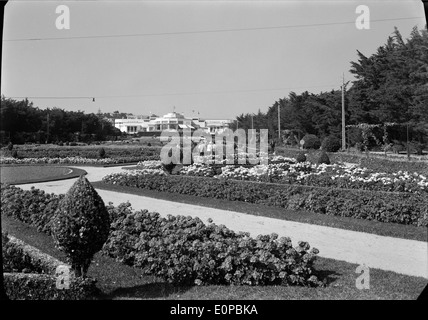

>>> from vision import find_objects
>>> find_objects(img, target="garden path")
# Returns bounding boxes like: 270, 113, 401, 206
18, 165, 428, 279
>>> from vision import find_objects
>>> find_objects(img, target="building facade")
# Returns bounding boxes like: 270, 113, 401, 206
114, 112, 233, 135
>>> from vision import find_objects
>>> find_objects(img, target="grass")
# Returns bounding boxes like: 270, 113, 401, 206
2, 214, 426, 300
0, 165, 87, 185
91, 181, 427, 242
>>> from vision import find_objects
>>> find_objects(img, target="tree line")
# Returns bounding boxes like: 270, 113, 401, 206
235, 27, 428, 149
0, 96, 122, 145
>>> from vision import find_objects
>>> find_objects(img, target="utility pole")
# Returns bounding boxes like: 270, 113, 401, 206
341, 74, 349, 151
46, 113, 49, 144
406, 122, 410, 161
278, 103, 281, 141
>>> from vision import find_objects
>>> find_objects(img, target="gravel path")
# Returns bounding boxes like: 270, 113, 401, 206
18, 165, 428, 279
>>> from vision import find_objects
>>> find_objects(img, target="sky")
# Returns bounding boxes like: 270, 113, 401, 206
1, 0, 426, 119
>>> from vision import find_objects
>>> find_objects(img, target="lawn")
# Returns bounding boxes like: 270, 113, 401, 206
91, 181, 427, 242
0, 165, 87, 185
2, 214, 426, 300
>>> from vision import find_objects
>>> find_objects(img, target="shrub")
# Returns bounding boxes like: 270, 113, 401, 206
147, 143, 151, 147
317, 151, 330, 165
50, 176, 110, 277
296, 152, 307, 163
102, 203, 322, 287
69, 142, 77, 146
12, 150, 18, 158
7, 142, 14, 151
302, 134, 321, 150
98, 147, 106, 158
321, 136, 341, 152
4, 273, 99, 300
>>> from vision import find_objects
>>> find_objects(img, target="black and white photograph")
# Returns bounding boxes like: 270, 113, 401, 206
0, 0, 427, 307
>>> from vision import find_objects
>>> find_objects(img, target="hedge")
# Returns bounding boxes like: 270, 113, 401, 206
2, 233, 99, 300
101, 174, 428, 227
3, 273, 99, 300
0, 146, 161, 161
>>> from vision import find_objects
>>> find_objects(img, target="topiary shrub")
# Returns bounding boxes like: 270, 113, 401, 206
317, 151, 330, 165
296, 152, 307, 163
321, 136, 341, 152
302, 134, 321, 150
98, 147, 106, 158
50, 176, 110, 277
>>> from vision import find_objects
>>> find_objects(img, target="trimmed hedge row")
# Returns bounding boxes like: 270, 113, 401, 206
3, 273, 99, 300
0, 147, 161, 161
3, 233, 60, 274
2, 232, 99, 300
101, 174, 428, 227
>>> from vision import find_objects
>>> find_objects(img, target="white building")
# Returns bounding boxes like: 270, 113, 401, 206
114, 111, 232, 135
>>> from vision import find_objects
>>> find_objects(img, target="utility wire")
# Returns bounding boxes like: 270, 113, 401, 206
5, 84, 339, 100
3, 16, 424, 42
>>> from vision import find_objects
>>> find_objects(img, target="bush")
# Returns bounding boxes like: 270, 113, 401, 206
302, 134, 321, 150
102, 203, 322, 287
98, 147, 106, 158
2, 232, 100, 300
69, 142, 77, 146
296, 152, 307, 163
12, 150, 18, 158
7, 142, 13, 151
317, 151, 330, 165
51, 176, 110, 277
4, 273, 99, 300
101, 174, 428, 227
321, 136, 341, 152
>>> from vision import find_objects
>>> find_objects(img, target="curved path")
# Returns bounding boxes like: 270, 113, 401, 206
18, 165, 428, 279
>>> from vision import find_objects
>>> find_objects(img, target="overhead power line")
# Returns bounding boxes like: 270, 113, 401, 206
5, 84, 339, 100
3, 16, 424, 42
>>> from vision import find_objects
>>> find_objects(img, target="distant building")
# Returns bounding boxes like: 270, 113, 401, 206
114, 111, 233, 135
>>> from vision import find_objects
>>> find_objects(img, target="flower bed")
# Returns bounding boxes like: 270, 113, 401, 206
173, 161, 428, 194
101, 174, 428, 227
102, 202, 323, 286
275, 148, 428, 175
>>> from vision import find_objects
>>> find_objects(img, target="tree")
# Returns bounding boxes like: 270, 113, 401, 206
51, 176, 110, 277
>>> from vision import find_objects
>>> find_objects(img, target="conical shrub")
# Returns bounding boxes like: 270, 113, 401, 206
296, 152, 307, 163
317, 151, 330, 165
51, 176, 110, 277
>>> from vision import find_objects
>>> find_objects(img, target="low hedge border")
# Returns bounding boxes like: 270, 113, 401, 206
2, 233, 99, 300
3, 273, 99, 300
5, 234, 64, 274
102, 174, 428, 227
